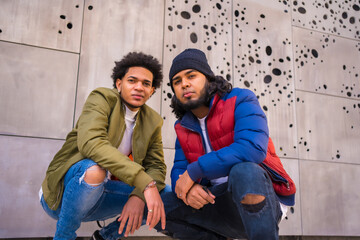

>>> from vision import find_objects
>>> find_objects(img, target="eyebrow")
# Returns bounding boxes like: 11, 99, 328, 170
127, 75, 152, 83
185, 69, 197, 75
172, 69, 197, 81
127, 75, 139, 80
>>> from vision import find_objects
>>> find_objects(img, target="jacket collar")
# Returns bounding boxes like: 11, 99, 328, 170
179, 93, 221, 132
112, 88, 144, 122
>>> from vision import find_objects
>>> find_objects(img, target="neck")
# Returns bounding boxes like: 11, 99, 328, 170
120, 94, 141, 112
191, 105, 209, 119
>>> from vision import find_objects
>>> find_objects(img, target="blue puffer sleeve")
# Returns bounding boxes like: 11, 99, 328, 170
170, 138, 189, 192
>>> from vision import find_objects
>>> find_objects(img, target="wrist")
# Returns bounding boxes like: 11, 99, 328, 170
144, 180, 156, 192
187, 162, 203, 182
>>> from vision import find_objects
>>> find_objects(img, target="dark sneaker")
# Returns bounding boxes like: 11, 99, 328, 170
91, 230, 105, 240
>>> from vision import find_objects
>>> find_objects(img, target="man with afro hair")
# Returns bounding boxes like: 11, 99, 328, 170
40, 52, 169, 239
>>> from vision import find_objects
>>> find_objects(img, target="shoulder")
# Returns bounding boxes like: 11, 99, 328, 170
90, 87, 118, 99
86, 87, 119, 107
174, 119, 181, 127
213, 88, 258, 107
218, 88, 258, 106
224, 88, 257, 100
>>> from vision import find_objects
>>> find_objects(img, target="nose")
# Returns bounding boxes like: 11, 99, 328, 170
134, 81, 144, 91
181, 78, 190, 88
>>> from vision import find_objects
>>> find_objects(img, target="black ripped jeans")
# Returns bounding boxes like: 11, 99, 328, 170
157, 162, 282, 240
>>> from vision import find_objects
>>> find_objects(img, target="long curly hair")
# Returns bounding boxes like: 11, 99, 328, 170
111, 52, 163, 89
170, 75, 233, 119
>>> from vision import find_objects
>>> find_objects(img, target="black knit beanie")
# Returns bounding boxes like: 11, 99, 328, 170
169, 48, 214, 92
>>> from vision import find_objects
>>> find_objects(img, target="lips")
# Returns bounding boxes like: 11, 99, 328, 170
183, 91, 194, 98
132, 94, 144, 100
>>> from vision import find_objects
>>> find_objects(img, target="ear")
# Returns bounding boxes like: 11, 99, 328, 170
150, 87, 155, 97
115, 78, 122, 92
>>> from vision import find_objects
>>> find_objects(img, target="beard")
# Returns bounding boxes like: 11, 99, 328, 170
178, 83, 210, 111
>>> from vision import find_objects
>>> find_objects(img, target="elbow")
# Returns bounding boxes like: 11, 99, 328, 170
77, 138, 100, 159
77, 139, 90, 157
254, 135, 269, 163
255, 150, 267, 164
253, 141, 268, 164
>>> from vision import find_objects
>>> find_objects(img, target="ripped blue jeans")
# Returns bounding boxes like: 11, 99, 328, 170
40, 159, 171, 240
157, 162, 282, 240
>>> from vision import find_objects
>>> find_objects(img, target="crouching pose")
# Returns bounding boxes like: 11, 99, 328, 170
158, 48, 296, 240
40, 52, 169, 240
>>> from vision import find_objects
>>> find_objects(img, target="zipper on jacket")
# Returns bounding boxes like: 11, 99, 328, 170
116, 104, 127, 147
116, 125, 126, 147
131, 112, 140, 160
131, 122, 137, 160
204, 117, 214, 152
260, 162, 290, 190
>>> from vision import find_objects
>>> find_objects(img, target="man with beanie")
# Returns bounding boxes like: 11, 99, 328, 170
40, 52, 169, 240
159, 48, 296, 240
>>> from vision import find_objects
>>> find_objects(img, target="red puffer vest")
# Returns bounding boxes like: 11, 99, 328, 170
175, 94, 296, 205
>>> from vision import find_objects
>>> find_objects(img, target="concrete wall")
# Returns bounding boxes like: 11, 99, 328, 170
0, 0, 359, 238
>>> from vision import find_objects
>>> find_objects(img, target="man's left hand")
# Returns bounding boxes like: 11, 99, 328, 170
143, 185, 166, 231
186, 184, 215, 209
118, 195, 145, 237
175, 170, 194, 205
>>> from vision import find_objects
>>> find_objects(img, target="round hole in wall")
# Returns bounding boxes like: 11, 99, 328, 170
192, 4, 200, 13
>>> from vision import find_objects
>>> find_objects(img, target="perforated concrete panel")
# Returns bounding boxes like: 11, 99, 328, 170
164, 148, 175, 185
232, 0, 297, 159
292, 0, 360, 40
293, 27, 360, 99
74, 0, 165, 121
296, 91, 360, 163
0, 41, 78, 139
300, 160, 360, 235
162, 0, 233, 148
0, 0, 83, 52
1, 0, 360, 238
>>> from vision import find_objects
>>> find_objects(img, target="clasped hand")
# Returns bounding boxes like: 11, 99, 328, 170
175, 170, 215, 208
185, 184, 215, 209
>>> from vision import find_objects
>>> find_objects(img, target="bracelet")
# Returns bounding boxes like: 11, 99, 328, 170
144, 180, 157, 192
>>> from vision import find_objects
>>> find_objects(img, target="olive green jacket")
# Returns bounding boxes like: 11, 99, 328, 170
42, 87, 166, 210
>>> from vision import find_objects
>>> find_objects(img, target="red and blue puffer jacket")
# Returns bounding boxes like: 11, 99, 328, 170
171, 88, 296, 206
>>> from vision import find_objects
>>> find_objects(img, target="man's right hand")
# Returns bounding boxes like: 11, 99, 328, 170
186, 184, 215, 209
118, 195, 145, 237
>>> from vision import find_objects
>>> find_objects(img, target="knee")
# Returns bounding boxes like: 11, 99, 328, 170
84, 165, 106, 186
229, 162, 260, 182
241, 194, 266, 213
229, 163, 267, 212
241, 193, 265, 204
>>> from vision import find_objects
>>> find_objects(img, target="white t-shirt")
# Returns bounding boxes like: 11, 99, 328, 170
118, 105, 138, 156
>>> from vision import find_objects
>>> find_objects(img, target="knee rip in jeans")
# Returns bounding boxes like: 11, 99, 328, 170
81, 165, 106, 186
241, 194, 266, 213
